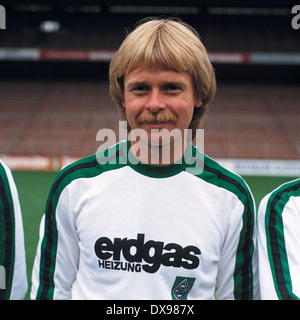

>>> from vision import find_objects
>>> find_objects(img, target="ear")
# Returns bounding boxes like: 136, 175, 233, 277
122, 100, 126, 109
194, 99, 203, 108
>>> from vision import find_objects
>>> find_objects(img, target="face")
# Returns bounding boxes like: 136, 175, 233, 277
123, 68, 202, 147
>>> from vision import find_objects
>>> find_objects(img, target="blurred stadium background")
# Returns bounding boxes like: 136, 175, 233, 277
0, 1, 299, 298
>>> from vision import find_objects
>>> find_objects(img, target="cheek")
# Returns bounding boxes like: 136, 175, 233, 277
123, 99, 142, 127
174, 99, 195, 124
183, 110, 195, 128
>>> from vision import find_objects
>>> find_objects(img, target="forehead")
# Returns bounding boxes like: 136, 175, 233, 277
124, 67, 194, 85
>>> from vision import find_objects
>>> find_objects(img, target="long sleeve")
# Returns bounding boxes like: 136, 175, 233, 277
215, 194, 259, 300
258, 179, 300, 300
0, 160, 28, 300
31, 183, 80, 300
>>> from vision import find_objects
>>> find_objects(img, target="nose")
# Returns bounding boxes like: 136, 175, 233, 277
145, 90, 166, 113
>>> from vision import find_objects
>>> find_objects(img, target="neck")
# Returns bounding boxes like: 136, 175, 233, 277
129, 136, 188, 166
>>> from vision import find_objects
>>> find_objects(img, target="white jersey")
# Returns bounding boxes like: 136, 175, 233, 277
258, 178, 300, 300
0, 159, 28, 300
31, 141, 258, 300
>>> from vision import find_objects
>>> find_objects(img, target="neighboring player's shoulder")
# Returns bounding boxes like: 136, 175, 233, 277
0, 158, 6, 170
269, 178, 300, 200
0, 158, 10, 177
0, 159, 15, 192
259, 178, 300, 216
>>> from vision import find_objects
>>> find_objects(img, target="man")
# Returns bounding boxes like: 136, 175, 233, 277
31, 17, 258, 300
0, 159, 27, 299
258, 178, 300, 299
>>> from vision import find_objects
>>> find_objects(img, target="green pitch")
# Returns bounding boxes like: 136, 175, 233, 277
13, 171, 57, 300
11, 170, 298, 299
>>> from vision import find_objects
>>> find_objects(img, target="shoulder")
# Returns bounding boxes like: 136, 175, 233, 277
0, 159, 15, 201
0, 158, 11, 179
48, 141, 127, 200
259, 178, 300, 218
267, 178, 300, 202
189, 147, 255, 209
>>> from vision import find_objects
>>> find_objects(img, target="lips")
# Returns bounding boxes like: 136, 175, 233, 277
144, 122, 169, 130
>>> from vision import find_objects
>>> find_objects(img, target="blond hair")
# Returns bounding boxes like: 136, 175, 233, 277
109, 17, 216, 138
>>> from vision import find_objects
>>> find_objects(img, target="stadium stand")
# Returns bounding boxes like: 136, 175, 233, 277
1, 3, 299, 163
1, 80, 299, 160
0, 80, 119, 157
1, 11, 300, 52
206, 83, 300, 159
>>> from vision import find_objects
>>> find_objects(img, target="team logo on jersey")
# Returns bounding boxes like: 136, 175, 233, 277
171, 277, 196, 300
94, 233, 201, 274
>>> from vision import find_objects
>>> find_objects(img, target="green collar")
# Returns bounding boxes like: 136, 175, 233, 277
121, 140, 194, 178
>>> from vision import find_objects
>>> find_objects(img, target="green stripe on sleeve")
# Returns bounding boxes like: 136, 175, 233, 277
36, 145, 124, 299
265, 179, 300, 300
0, 163, 15, 300
190, 150, 255, 299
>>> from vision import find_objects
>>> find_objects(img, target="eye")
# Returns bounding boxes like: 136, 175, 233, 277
129, 85, 150, 95
167, 85, 178, 90
164, 84, 182, 93
135, 85, 147, 91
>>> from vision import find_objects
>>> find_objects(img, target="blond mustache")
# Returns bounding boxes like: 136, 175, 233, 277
137, 112, 177, 124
